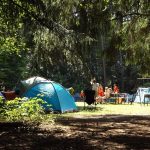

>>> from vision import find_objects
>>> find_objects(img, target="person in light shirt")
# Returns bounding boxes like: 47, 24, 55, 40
104, 87, 112, 99
90, 79, 99, 98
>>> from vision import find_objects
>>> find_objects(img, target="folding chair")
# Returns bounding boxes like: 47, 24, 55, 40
144, 94, 150, 105
83, 89, 96, 109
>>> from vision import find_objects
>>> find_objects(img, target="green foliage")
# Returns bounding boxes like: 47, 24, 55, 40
0, 0, 149, 92
0, 37, 24, 53
0, 50, 28, 89
0, 96, 5, 118
0, 2, 30, 89
111, 0, 150, 75
0, 97, 53, 123
143, 82, 150, 88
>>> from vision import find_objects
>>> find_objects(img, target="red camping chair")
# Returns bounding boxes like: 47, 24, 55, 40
2, 91, 17, 100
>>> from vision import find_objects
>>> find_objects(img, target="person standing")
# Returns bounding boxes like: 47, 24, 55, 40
97, 84, 104, 97
113, 84, 120, 104
97, 84, 104, 103
90, 79, 99, 98
113, 84, 119, 93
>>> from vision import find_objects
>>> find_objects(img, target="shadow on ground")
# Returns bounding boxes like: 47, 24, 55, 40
77, 105, 104, 112
1, 115, 150, 150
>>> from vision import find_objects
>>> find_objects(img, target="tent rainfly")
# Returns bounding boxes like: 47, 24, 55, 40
19, 77, 77, 113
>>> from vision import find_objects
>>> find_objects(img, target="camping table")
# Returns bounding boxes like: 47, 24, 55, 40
144, 94, 150, 105
110, 93, 119, 104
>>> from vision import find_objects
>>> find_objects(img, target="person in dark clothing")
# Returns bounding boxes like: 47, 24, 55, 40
84, 90, 95, 105
84, 83, 95, 105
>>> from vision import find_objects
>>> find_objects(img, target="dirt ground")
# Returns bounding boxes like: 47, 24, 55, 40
1, 115, 150, 150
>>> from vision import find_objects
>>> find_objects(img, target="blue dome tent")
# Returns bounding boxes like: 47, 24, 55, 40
20, 77, 77, 113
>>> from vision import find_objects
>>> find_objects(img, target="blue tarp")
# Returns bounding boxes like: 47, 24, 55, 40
73, 93, 81, 101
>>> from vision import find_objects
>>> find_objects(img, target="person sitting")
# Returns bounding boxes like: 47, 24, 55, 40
113, 84, 119, 94
96, 84, 105, 103
80, 90, 85, 99
103, 87, 113, 102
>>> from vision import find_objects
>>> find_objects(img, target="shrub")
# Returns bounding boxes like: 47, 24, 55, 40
0, 96, 5, 119
0, 97, 53, 123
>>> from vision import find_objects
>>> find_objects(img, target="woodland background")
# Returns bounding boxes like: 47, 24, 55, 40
0, 0, 149, 92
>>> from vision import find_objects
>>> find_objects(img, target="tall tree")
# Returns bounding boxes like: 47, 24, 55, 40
0, 0, 149, 91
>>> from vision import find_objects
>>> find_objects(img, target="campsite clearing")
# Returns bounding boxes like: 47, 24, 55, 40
61, 102, 150, 116
1, 103, 150, 149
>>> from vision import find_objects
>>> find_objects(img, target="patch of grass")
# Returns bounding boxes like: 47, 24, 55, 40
61, 102, 150, 117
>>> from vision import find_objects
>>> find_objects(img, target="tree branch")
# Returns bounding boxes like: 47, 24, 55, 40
9, 0, 73, 36
111, 12, 150, 21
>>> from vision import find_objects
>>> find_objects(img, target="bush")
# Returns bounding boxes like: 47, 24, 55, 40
0, 97, 53, 123
0, 96, 5, 119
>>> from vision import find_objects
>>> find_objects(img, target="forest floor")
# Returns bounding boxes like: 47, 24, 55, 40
1, 114, 150, 150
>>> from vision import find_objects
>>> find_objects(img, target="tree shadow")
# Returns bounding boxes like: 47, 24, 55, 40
77, 104, 104, 112
108, 135, 150, 149
1, 115, 150, 149
56, 115, 150, 149
0, 122, 95, 150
